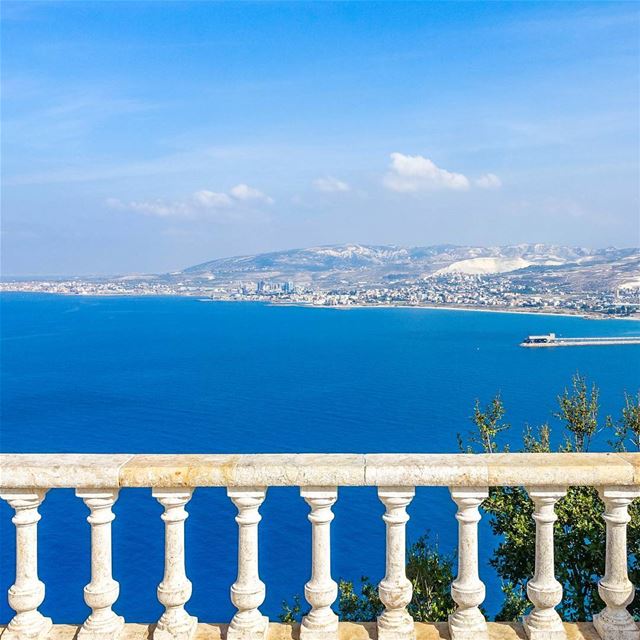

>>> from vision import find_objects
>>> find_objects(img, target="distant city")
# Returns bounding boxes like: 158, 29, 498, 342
3, 243, 640, 318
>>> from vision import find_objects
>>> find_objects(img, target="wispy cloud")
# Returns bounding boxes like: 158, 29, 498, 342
475, 173, 502, 189
4, 146, 269, 186
229, 183, 274, 204
107, 198, 193, 218
3, 90, 155, 151
313, 176, 351, 193
107, 184, 274, 219
191, 190, 234, 210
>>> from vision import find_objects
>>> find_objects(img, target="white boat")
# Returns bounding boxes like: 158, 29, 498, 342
520, 333, 640, 347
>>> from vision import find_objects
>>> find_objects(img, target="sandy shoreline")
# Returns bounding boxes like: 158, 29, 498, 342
3, 290, 640, 321
279, 301, 640, 321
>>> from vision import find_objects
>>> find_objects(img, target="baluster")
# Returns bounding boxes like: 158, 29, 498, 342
377, 487, 416, 640
153, 488, 198, 640
523, 487, 567, 640
76, 488, 124, 639
300, 487, 338, 640
227, 487, 268, 640
448, 487, 489, 640
0, 489, 52, 640
593, 487, 640, 640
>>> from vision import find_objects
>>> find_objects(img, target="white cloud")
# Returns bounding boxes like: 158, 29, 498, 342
107, 183, 273, 219
313, 176, 351, 192
193, 190, 234, 208
230, 183, 274, 204
383, 152, 470, 192
106, 197, 192, 218
475, 173, 503, 189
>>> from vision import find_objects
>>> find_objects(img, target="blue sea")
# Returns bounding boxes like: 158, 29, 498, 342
1, 294, 639, 624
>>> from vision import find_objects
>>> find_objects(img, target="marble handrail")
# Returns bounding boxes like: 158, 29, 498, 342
0, 453, 639, 640
0, 452, 638, 488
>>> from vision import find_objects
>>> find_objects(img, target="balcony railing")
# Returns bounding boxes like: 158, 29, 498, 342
0, 453, 638, 640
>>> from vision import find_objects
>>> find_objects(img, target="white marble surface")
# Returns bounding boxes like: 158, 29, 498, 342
1, 453, 638, 488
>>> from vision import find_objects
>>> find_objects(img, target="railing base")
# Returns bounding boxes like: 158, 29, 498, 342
0, 621, 631, 640
227, 616, 269, 640
1, 617, 52, 640
153, 615, 199, 640
523, 616, 567, 640
76, 615, 125, 640
593, 612, 640, 640
300, 618, 339, 640
448, 615, 489, 640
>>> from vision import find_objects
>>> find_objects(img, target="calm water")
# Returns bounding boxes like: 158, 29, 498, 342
1, 294, 639, 624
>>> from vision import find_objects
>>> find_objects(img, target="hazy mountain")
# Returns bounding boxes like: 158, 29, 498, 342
175, 243, 639, 291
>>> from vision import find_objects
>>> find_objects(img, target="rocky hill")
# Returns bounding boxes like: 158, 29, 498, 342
175, 243, 639, 292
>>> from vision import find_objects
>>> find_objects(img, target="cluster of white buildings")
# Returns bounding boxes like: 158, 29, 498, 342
0, 280, 181, 296
203, 273, 640, 316
2, 273, 638, 316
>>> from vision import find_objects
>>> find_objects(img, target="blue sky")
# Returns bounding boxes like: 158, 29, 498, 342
2, 1, 638, 275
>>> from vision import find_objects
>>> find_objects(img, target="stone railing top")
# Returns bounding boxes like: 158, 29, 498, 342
0, 452, 638, 489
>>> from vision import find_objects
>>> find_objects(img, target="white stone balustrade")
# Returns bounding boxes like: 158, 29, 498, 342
76, 488, 125, 640
448, 486, 489, 640
300, 487, 339, 640
227, 487, 269, 640
377, 487, 416, 640
593, 487, 640, 640
523, 487, 567, 640
153, 488, 197, 640
0, 489, 51, 640
0, 452, 639, 640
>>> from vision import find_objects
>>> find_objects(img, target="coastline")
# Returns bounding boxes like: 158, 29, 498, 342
284, 301, 640, 321
3, 289, 639, 322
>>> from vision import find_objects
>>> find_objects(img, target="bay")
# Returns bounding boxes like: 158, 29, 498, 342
1, 293, 639, 624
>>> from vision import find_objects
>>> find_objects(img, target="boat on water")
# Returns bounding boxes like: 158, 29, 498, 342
520, 332, 640, 347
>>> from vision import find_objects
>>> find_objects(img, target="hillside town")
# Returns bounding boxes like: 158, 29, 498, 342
3, 272, 639, 317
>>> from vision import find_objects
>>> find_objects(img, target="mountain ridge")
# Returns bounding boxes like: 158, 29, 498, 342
175, 243, 640, 292
184, 242, 631, 270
